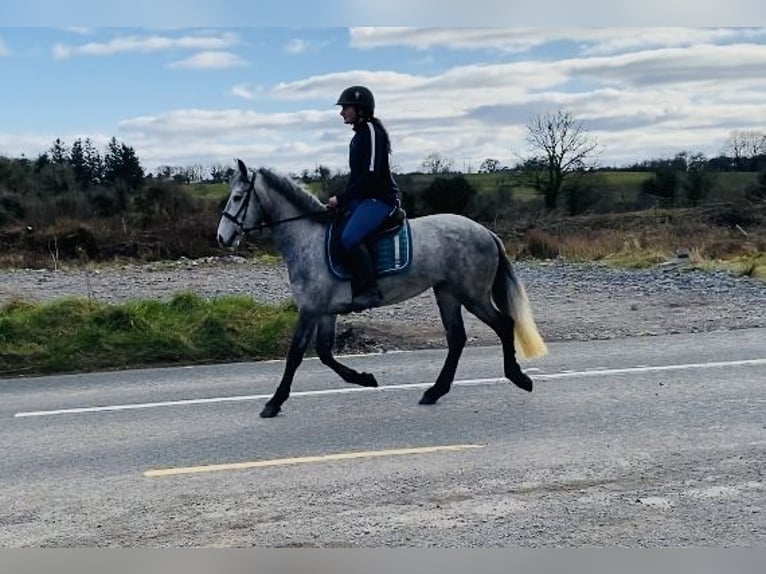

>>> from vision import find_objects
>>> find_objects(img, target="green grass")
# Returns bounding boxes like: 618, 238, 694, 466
0, 292, 298, 377
693, 252, 766, 279
186, 182, 230, 200
462, 172, 539, 200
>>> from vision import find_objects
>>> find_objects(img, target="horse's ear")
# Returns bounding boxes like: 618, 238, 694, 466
236, 159, 248, 179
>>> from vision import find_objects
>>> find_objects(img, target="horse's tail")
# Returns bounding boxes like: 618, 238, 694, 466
491, 234, 548, 359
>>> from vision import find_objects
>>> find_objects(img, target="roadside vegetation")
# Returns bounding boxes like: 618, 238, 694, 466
0, 292, 297, 377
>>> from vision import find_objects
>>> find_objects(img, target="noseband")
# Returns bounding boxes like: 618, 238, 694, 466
220, 171, 273, 233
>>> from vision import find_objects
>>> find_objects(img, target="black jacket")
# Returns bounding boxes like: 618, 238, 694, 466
338, 120, 399, 209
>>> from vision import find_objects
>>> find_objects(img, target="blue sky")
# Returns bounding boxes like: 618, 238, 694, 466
2, 25, 766, 175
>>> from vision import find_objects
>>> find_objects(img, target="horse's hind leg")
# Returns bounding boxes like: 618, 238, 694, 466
420, 287, 467, 405
463, 299, 533, 392
315, 315, 378, 388
261, 312, 317, 418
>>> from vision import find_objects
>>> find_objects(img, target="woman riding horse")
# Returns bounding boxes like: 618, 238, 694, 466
328, 85, 402, 311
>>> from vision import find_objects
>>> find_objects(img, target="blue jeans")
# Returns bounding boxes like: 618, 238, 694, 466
340, 199, 394, 251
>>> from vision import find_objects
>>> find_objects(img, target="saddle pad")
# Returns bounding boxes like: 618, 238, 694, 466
326, 220, 412, 280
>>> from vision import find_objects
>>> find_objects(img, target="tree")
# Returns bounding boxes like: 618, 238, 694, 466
69, 139, 90, 188
745, 170, 766, 202
479, 158, 501, 173
83, 138, 104, 185
103, 137, 144, 191
722, 130, 766, 169
34, 152, 51, 172
683, 153, 715, 207
314, 164, 332, 196
641, 165, 678, 208
421, 175, 476, 215
103, 137, 122, 185
48, 138, 69, 165
420, 152, 454, 174
209, 164, 233, 184
523, 109, 600, 210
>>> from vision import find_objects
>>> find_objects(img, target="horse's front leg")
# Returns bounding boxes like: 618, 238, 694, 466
315, 315, 378, 388
261, 312, 317, 418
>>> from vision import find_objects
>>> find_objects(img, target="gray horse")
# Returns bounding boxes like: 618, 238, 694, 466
217, 159, 547, 418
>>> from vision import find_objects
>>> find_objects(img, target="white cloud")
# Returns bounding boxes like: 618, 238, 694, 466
271, 70, 424, 103
0, 37, 9, 57
120, 109, 336, 136
577, 28, 766, 56
350, 27, 766, 56
52, 32, 240, 59
351, 28, 565, 53
284, 36, 335, 55
231, 84, 259, 100
167, 51, 248, 69
566, 43, 766, 86
285, 38, 310, 54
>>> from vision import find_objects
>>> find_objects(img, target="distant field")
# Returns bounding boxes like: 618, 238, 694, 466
188, 170, 761, 206
186, 181, 229, 200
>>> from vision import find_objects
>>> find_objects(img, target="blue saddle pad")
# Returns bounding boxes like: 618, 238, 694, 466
326, 220, 412, 280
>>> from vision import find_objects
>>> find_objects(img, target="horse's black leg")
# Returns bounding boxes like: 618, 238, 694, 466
463, 300, 533, 392
261, 312, 317, 418
420, 287, 467, 405
315, 315, 378, 387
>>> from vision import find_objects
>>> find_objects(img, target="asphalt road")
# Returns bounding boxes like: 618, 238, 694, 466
1, 328, 764, 547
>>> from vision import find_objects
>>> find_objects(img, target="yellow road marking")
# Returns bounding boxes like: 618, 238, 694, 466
144, 444, 483, 478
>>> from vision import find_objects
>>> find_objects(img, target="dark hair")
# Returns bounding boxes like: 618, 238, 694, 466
369, 116, 392, 153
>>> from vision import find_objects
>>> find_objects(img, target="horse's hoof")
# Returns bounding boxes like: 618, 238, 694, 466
419, 391, 439, 405
510, 372, 533, 392
260, 403, 281, 418
358, 372, 378, 388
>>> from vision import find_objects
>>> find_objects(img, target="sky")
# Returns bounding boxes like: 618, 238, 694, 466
2, 20, 766, 175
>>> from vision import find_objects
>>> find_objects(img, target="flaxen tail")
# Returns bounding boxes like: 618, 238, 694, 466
491, 234, 548, 359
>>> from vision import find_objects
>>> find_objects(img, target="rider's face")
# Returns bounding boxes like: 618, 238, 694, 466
340, 105, 357, 125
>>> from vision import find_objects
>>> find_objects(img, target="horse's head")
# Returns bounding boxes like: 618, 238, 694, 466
217, 159, 264, 249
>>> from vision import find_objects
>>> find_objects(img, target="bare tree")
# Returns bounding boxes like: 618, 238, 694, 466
420, 152, 454, 174
722, 130, 766, 168
524, 109, 600, 210
479, 158, 501, 173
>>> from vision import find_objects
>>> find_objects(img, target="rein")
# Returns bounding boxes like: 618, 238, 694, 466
239, 209, 330, 233
221, 171, 329, 233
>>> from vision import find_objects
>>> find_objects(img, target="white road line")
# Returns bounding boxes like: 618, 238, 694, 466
14, 358, 766, 418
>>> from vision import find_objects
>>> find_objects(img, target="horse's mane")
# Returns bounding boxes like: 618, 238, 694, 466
257, 167, 325, 214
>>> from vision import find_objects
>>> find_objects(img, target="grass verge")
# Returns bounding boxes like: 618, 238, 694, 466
0, 292, 298, 377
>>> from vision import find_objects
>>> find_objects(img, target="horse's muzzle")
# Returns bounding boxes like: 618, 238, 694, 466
218, 233, 239, 249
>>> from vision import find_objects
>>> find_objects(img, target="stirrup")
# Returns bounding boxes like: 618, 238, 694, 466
350, 289, 382, 311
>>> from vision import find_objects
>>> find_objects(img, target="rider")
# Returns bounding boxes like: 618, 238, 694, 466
328, 85, 401, 311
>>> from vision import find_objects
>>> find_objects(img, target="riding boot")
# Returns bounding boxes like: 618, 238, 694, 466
347, 243, 382, 311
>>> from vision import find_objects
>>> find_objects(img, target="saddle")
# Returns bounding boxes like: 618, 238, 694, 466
326, 206, 411, 280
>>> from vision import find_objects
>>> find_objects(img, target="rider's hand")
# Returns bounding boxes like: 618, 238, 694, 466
327, 195, 339, 208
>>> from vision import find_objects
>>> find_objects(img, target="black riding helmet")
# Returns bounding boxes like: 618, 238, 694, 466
335, 85, 375, 115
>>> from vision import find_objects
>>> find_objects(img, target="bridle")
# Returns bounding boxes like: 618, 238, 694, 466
220, 170, 328, 234
220, 170, 262, 233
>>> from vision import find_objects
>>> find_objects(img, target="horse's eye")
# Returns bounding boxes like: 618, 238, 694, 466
232, 194, 243, 202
